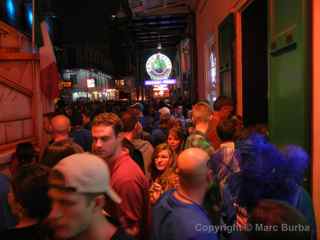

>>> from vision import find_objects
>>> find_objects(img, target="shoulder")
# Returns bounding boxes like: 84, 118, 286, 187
116, 154, 146, 178
132, 139, 154, 151
112, 157, 148, 189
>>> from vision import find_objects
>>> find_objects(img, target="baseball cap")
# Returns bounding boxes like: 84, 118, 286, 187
50, 153, 121, 204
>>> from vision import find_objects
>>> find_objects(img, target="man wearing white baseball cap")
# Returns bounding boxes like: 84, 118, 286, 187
47, 153, 133, 240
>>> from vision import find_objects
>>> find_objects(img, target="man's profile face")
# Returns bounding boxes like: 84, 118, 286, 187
220, 105, 233, 120
92, 125, 121, 161
82, 114, 90, 125
176, 106, 183, 115
48, 188, 94, 239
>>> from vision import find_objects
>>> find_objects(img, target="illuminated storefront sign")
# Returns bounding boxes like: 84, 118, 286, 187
153, 85, 169, 91
60, 81, 72, 88
146, 53, 172, 80
144, 79, 176, 86
87, 78, 95, 88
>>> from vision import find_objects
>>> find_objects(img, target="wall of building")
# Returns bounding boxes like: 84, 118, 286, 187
312, 0, 320, 235
0, 20, 44, 164
195, 0, 319, 233
194, 0, 241, 109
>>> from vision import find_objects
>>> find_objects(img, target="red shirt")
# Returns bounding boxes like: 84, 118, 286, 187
207, 113, 222, 150
106, 151, 150, 240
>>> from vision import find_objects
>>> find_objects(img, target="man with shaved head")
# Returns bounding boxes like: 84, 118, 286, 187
51, 115, 71, 142
41, 115, 83, 164
152, 148, 218, 240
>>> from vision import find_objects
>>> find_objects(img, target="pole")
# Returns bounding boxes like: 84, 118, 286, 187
32, 0, 35, 51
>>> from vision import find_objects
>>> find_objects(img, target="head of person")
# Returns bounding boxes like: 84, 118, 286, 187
158, 107, 171, 121
11, 142, 37, 176
129, 103, 144, 118
150, 143, 176, 180
247, 199, 311, 240
176, 148, 213, 191
16, 142, 36, 165
121, 109, 143, 138
230, 115, 244, 140
174, 105, 183, 116
213, 96, 234, 120
187, 109, 192, 119
167, 127, 185, 153
51, 115, 71, 141
143, 104, 154, 117
48, 153, 121, 240
91, 113, 123, 162
281, 145, 309, 186
9, 164, 51, 222
217, 119, 236, 142
41, 140, 84, 168
70, 111, 83, 127
81, 110, 92, 126
191, 101, 213, 125
64, 106, 73, 118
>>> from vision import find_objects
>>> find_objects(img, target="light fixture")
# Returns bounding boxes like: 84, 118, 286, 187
157, 35, 162, 50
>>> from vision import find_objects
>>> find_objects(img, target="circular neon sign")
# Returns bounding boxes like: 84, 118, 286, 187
146, 53, 172, 80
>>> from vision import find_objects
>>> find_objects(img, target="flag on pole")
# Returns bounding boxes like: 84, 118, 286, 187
39, 21, 60, 100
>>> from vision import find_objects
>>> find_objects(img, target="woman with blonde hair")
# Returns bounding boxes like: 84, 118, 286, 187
149, 143, 179, 204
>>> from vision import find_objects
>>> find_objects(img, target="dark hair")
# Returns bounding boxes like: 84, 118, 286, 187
129, 103, 144, 112
213, 96, 233, 111
217, 119, 236, 141
236, 124, 269, 142
70, 111, 83, 126
248, 199, 311, 240
121, 109, 140, 132
16, 142, 36, 165
43, 112, 58, 123
12, 164, 51, 220
92, 113, 123, 136
41, 140, 83, 167
81, 109, 92, 118
281, 145, 309, 185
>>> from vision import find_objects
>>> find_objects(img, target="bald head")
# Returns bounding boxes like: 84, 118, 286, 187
177, 148, 211, 188
51, 115, 71, 137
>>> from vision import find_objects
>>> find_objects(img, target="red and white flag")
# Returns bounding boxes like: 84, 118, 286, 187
39, 21, 60, 100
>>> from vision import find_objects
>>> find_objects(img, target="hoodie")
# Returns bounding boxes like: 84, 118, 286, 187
132, 139, 154, 176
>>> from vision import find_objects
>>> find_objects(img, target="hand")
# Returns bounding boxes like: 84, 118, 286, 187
234, 203, 248, 231
149, 183, 163, 204
150, 182, 162, 192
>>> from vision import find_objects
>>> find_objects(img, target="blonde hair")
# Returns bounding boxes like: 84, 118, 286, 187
192, 102, 212, 123
149, 143, 176, 180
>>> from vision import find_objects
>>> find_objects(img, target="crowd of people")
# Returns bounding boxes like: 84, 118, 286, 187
0, 96, 316, 240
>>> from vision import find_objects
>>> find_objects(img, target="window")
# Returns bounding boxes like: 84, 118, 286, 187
208, 47, 217, 102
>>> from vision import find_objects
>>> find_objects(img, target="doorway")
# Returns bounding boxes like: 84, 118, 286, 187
242, 0, 268, 126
